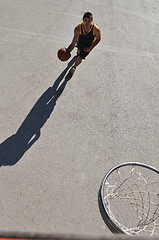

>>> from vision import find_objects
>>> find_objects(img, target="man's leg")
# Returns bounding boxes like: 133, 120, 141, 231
68, 48, 90, 78
68, 56, 82, 78
74, 55, 82, 68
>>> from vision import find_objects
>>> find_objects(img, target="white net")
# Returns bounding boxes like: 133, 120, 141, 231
103, 165, 159, 236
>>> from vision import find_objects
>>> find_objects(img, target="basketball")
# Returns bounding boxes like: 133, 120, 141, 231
57, 48, 71, 61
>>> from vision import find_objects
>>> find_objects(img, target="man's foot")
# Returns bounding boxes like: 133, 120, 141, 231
68, 66, 76, 78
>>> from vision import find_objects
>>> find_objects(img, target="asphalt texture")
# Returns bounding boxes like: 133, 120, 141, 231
0, 0, 159, 237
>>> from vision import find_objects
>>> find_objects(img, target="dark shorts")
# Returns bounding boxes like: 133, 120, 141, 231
77, 48, 90, 59
76, 42, 91, 59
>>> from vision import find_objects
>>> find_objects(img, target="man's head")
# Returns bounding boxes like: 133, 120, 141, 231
83, 12, 93, 27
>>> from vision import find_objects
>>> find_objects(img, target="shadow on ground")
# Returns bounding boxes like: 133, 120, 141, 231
0, 56, 77, 167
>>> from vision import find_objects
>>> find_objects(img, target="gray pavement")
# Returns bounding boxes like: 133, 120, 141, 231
0, 0, 159, 237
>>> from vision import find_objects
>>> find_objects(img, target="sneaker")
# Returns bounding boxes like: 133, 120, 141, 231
68, 66, 76, 78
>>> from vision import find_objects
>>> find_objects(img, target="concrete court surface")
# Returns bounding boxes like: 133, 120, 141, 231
0, 0, 159, 237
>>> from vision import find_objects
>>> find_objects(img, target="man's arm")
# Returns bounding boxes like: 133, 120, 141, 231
67, 25, 80, 53
84, 25, 101, 52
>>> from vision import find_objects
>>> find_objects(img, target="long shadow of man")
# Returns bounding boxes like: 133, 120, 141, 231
0, 56, 77, 167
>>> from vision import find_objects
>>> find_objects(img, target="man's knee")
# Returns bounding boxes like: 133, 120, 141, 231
76, 56, 82, 62
78, 55, 82, 60
74, 56, 82, 67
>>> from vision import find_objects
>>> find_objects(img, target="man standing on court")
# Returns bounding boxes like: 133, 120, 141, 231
67, 12, 101, 78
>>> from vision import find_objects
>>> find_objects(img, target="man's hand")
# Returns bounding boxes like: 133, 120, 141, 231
84, 47, 92, 52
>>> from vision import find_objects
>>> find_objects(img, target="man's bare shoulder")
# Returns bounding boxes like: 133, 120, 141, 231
94, 23, 101, 33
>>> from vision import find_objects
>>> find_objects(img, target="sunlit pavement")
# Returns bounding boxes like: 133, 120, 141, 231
0, 0, 159, 237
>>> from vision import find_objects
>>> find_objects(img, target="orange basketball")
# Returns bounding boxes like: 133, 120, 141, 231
57, 48, 71, 61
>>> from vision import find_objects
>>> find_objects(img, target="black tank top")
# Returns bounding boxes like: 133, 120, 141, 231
77, 23, 96, 49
